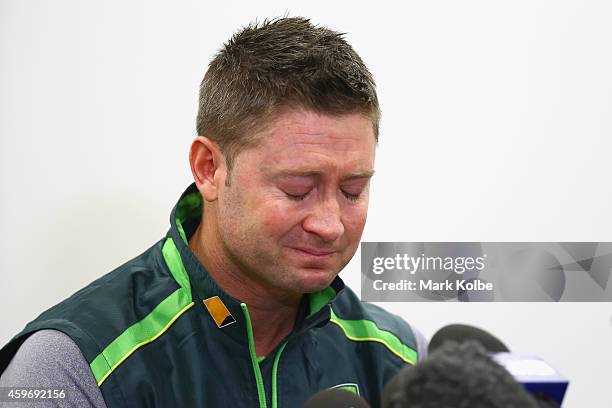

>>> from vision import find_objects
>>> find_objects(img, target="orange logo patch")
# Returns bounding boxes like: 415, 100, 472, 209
203, 296, 236, 328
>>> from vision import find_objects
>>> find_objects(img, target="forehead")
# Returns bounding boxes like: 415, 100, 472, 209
245, 109, 376, 174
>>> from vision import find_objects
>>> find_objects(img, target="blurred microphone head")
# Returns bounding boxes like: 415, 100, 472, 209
428, 324, 566, 406
382, 341, 540, 408
428, 323, 509, 354
303, 388, 371, 408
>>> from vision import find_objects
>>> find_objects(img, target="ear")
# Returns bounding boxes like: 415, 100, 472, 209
189, 136, 226, 202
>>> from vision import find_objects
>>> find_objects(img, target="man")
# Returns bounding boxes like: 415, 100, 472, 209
0, 17, 426, 407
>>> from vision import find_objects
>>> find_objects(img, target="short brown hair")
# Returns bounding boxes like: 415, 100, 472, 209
196, 17, 380, 172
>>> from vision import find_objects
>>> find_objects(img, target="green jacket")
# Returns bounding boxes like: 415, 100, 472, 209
0, 184, 418, 407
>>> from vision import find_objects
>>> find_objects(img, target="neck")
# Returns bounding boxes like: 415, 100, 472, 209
188, 209, 301, 356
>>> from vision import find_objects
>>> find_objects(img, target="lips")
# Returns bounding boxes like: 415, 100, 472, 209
291, 247, 337, 257
286, 247, 340, 270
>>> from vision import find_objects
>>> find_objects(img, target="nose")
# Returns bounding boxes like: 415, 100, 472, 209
302, 197, 344, 243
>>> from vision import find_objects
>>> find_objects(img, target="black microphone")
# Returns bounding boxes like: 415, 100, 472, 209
382, 340, 540, 408
303, 388, 371, 408
428, 323, 509, 353
429, 324, 568, 406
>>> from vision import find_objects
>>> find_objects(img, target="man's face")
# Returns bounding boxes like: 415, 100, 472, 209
216, 109, 376, 295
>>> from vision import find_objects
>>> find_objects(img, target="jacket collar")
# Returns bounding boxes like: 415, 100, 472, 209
165, 183, 345, 343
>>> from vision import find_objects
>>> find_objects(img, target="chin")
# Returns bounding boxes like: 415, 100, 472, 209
291, 268, 338, 293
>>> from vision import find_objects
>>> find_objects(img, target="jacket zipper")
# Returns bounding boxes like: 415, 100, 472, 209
241, 303, 267, 408
271, 341, 287, 408
241, 303, 288, 408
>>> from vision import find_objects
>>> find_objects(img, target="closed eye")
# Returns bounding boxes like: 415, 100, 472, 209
286, 192, 310, 201
342, 190, 361, 202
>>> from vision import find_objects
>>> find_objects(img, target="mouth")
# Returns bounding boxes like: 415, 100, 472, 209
289, 247, 338, 258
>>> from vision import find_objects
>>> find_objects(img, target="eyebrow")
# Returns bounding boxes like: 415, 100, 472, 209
274, 169, 375, 180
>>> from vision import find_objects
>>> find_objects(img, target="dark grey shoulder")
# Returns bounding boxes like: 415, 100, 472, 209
0, 329, 107, 408
14, 240, 176, 365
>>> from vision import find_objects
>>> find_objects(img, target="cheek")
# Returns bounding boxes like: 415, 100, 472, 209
342, 205, 369, 242
345, 218, 367, 241
256, 199, 304, 238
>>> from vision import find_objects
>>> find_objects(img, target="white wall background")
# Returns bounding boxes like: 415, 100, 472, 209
1, 0, 611, 406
